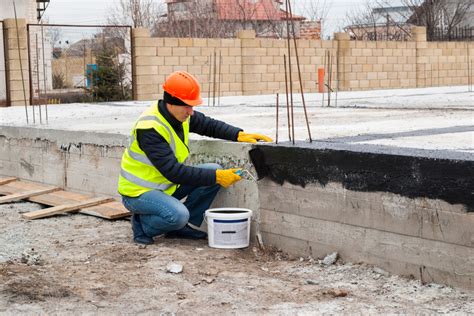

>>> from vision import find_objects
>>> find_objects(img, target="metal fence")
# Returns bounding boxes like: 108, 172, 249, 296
0, 21, 8, 107
430, 26, 474, 41
26, 23, 133, 105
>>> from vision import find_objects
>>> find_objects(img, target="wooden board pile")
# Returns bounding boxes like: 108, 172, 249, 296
0, 176, 130, 220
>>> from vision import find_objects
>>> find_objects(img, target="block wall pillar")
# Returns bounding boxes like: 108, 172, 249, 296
4, 18, 29, 107
238, 29, 260, 95
412, 26, 427, 88
334, 32, 350, 91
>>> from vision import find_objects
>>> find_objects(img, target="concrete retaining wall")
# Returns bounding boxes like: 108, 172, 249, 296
0, 127, 472, 289
253, 144, 473, 290
0, 126, 258, 227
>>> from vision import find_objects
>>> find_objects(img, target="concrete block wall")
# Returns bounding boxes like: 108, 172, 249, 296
338, 34, 418, 90
133, 26, 474, 98
132, 28, 244, 101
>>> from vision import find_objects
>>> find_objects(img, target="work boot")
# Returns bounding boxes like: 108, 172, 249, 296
165, 225, 207, 240
131, 214, 153, 245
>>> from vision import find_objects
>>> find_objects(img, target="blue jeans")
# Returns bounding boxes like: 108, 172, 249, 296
122, 163, 222, 238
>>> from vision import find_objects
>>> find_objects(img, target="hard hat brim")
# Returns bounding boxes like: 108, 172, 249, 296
182, 97, 203, 106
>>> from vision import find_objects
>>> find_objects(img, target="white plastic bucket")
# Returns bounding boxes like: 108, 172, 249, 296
205, 208, 253, 249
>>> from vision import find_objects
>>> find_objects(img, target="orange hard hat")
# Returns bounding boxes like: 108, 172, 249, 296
162, 71, 202, 106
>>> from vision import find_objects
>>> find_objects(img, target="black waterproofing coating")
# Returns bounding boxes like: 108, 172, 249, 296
250, 146, 474, 212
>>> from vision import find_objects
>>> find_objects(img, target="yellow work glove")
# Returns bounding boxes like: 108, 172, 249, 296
216, 169, 242, 188
237, 132, 273, 143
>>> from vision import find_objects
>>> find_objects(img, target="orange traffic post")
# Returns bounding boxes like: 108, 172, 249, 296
318, 67, 325, 93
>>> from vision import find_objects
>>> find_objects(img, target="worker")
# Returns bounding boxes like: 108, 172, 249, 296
118, 71, 272, 245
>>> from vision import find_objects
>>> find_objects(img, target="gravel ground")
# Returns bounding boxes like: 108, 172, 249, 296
1, 202, 473, 314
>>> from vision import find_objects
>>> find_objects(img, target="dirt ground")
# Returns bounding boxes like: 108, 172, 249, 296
1, 202, 473, 315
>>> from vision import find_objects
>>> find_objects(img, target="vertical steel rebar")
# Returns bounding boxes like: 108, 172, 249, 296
437, 62, 440, 87
218, 50, 222, 106
35, 34, 43, 124
27, 25, 34, 122
213, 50, 217, 107
283, 54, 291, 142
129, 26, 134, 101
36, 32, 42, 123
276, 93, 279, 144
467, 44, 471, 92
327, 51, 332, 107
14, 1, 29, 124
336, 44, 340, 108
208, 54, 212, 107
322, 50, 326, 107
30, 31, 36, 123
40, 23, 48, 123
430, 63, 433, 87
284, 0, 295, 144
469, 58, 472, 92
287, 0, 311, 142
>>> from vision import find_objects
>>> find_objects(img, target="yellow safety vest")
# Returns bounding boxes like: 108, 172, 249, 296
118, 101, 190, 197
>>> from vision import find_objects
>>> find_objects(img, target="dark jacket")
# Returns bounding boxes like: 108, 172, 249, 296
136, 100, 242, 187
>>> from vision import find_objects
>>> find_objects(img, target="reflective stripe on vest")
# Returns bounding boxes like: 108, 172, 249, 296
120, 169, 172, 191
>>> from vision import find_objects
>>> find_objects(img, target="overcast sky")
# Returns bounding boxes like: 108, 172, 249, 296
43, 0, 373, 38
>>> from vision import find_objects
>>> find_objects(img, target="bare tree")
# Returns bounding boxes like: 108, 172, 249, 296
300, 0, 331, 22
345, 1, 381, 40
344, 0, 413, 41
107, 0, 165, 29
377, 0, 472, 40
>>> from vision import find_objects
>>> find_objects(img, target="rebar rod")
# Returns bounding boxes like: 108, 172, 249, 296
322, 50, 326, 107
27, 24, 34, 122
13, 1, 29, 124
327, 51, 332, 107
208, 54, 212, 107
285, 0, 295, 145
35, 34, 42, 124
218, 50, 222, 106
213, 50, 217, 107
40, 23, 48, 123
287, 0, 312, 142
283, 54, 291, 142
467, 44, 471, 92
336, 44, 340, 108
276, 93, 279, 144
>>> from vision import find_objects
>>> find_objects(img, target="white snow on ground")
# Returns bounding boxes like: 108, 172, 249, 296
0, 86, 473, 153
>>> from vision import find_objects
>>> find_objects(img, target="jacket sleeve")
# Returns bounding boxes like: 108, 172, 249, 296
190, 111, 242, 141
136, 129, 216, 187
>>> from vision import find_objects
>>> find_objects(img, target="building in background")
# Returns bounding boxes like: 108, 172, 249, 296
407, 0, 473, 41
157, 0, 320, 39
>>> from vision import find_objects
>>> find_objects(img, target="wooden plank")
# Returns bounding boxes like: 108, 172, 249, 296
0, 177, 18, 186
22, 197, 114, 220
0, 180, 49, 196
28, 191, 129, 219
0, 187, 61, 204
0, 180, 128, 219
81, 201, 130, 219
